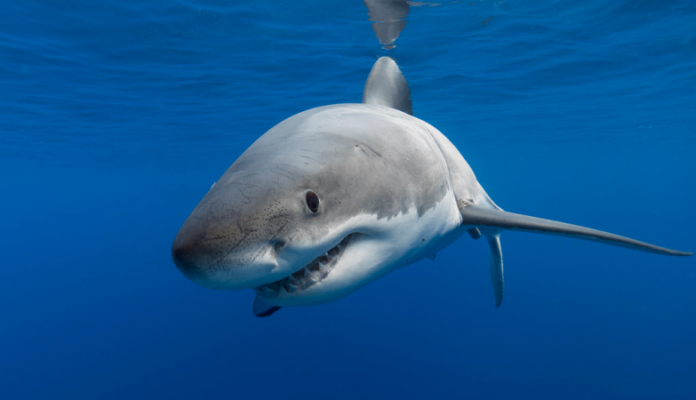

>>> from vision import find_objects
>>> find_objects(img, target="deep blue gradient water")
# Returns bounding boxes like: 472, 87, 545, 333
1, 1, 695, 399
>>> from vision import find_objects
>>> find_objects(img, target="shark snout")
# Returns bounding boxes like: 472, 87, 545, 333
171, 216, 287, 290
171, 234, 207, 283
171, 227, 228, 288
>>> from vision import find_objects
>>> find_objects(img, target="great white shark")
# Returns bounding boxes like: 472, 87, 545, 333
172, 57, 691, 318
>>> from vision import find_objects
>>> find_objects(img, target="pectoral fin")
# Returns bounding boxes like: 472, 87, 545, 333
253, 296, 281, 318
459, 203, 690, 307
484, 230, 504, 307
459, 204, 691, 256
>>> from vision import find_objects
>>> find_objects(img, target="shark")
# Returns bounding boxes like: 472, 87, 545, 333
171, 56, 691, 317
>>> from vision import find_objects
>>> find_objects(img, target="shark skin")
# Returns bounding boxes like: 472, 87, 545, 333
171, 57, 691, 317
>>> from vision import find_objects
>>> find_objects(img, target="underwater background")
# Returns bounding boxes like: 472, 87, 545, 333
1, 1, 695, 399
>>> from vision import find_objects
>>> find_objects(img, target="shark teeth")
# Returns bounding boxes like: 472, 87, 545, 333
287, 274, 299, 285
283, 281, 299, 293
308, 272, 321, 283
318, 261, 329, 275
254, 234, 354, 297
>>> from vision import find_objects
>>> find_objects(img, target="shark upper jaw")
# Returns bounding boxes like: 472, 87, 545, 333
254, 233, 358, 300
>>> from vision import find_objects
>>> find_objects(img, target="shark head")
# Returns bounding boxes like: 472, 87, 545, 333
172, 101, 461, 310
172, 58, 454, 314
172, 59, 469, 313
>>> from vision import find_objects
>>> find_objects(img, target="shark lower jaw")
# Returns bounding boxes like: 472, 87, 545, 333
254, 233, 357, 298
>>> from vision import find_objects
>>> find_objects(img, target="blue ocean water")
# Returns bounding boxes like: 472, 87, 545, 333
1, 0, 695, 398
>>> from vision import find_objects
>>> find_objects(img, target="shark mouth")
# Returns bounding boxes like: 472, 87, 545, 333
254, 234, 355, 297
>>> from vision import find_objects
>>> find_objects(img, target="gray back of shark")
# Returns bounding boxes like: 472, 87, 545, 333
172, 57, 691, 318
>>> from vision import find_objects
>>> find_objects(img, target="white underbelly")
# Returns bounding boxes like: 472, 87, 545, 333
271, 190, 465, 307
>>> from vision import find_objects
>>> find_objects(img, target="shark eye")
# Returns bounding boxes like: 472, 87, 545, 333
306, 191, 320, 213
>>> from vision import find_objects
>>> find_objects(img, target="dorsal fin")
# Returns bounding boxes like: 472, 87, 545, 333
362, 57, 413, 115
